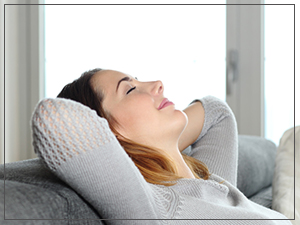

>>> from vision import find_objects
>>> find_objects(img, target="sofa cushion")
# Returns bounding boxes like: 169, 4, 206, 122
272, 126, 299, 223
1, 180, 67, 220
237, 135, 277, 198
249, 185, 273, 209
0, 158, 102, 224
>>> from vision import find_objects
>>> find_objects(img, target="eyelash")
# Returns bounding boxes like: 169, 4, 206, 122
126, 86, 136, 95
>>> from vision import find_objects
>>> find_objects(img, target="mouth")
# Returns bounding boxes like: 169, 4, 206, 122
158, 98, 174, 110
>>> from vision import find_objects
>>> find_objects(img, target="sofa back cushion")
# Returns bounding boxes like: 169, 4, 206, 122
0, 158, 102, 224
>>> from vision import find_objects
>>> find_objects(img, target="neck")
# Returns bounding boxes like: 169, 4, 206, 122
165, 144, 195, 179
143, 138, 196, 179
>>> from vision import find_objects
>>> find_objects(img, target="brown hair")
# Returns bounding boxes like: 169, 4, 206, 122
57, 68, 210, 186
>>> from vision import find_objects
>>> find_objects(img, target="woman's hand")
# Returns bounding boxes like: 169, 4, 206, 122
178, 100, 205, 152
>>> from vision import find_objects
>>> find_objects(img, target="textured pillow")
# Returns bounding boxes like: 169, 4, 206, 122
237, 135, 277, 198
272, 126, 299, 223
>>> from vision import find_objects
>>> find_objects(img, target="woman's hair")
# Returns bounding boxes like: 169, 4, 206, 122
57, 68, 210, 186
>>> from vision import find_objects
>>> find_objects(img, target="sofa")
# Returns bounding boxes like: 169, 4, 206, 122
0, 135, 278, 224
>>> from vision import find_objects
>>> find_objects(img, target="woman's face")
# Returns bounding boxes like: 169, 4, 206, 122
91, 70, 187, 149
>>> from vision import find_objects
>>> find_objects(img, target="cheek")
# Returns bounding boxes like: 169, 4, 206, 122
113, 97, 156, 133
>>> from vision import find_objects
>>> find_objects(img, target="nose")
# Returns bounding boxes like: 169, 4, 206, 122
150, 80, 164, 96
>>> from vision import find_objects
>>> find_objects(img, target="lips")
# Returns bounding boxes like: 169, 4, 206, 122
158, 98, 174, 110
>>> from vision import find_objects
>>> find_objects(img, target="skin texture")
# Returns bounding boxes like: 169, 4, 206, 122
180, 101, 205, 152
91, 69, 205, 179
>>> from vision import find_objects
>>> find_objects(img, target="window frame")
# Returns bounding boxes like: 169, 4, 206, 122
226, 0, 265, 137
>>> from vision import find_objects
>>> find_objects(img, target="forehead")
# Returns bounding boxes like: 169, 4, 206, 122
91, 70, 129, 94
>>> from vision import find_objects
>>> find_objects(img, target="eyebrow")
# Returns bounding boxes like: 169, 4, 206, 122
116, 76, 131, 92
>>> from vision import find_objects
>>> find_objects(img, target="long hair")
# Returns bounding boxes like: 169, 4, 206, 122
57, 68, 210, 186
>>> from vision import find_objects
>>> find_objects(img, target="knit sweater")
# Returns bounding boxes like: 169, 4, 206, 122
31, 96, 291, 225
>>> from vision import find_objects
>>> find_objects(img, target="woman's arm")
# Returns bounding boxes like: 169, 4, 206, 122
31, 98, 161, 224
178, 101, 205, 152
183, 96, 238, 186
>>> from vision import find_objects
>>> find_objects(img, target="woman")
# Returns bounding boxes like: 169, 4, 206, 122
31, 68, 291, 224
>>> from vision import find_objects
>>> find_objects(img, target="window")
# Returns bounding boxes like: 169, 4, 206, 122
264, 3, 296, 146
45, 2, 226, 110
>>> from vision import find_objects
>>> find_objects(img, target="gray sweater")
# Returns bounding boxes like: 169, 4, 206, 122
31, 96, 291, 224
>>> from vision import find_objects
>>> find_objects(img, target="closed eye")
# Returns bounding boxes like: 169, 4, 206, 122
126, 86, 136, 95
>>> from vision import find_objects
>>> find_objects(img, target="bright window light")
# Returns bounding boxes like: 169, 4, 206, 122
264, 3, 296, 146
45, 3, 226, 110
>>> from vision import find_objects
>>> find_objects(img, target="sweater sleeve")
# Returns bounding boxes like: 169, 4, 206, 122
31, 98, 161, 224
189, 96, 238, 186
